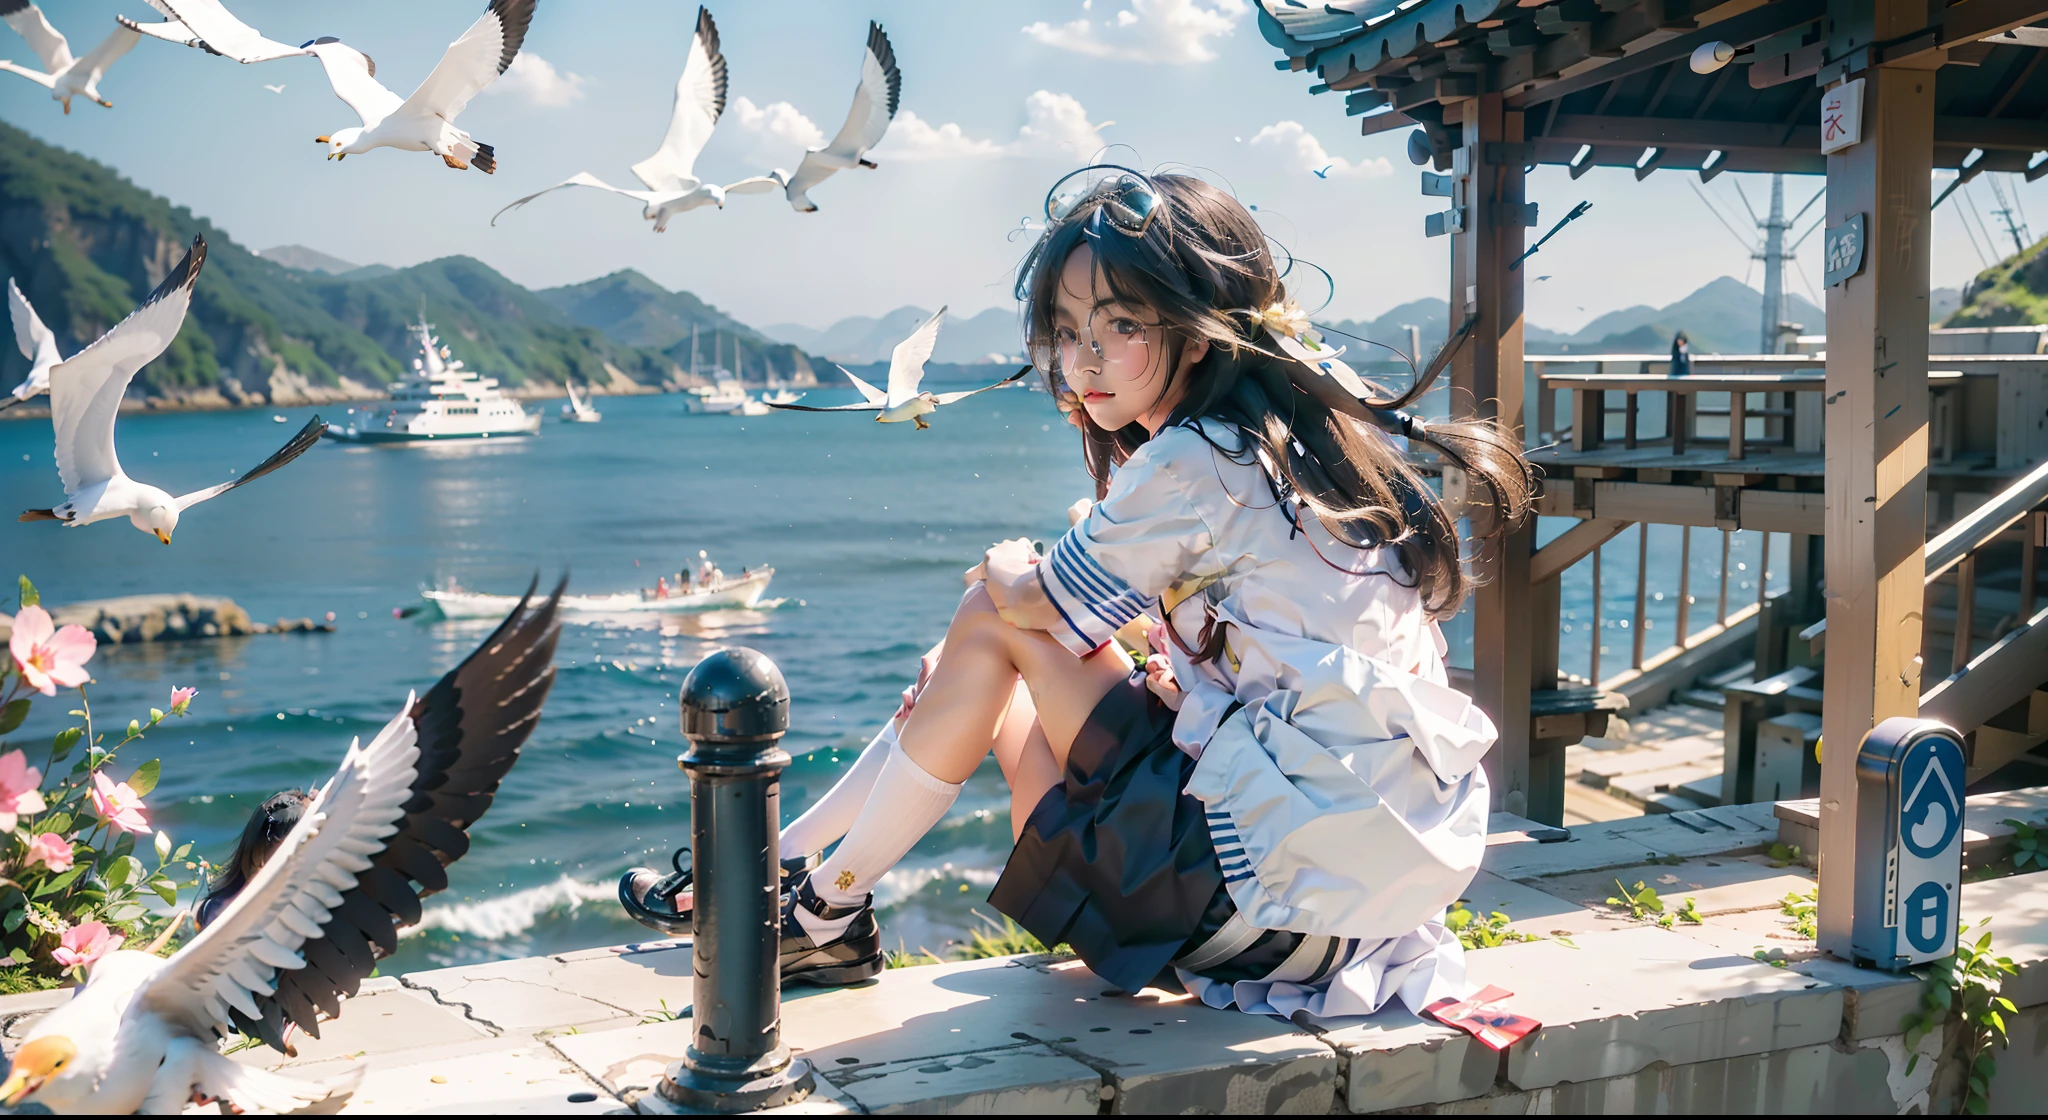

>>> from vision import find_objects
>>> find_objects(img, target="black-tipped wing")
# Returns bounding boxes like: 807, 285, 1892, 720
174, 415, 327, 510
765, 401, 883, 413
233, 578, 566, 1051
932, 366, 1028, 405
400, 0, 534, 121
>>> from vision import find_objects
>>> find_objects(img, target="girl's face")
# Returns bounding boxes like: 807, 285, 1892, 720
1052, 245, 1205, 435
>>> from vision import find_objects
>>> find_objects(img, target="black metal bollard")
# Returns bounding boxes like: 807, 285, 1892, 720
658, 647, 815, 1112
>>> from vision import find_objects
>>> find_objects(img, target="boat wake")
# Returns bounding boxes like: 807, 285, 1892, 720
404, 875, 616, 941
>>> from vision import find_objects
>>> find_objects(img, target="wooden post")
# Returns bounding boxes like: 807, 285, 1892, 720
1816, 5, 1936, 958
1452, 95, 1535, 816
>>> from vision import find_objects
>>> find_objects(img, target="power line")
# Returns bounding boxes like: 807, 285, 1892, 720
1985, 174, 2033, 256
1789, 185, 1826, 227
1688, 181, 1759, 253
1729, 177, 1762, 227
1962, 182, 2004, 264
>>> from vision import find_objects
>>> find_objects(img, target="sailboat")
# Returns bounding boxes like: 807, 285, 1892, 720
560, 380, 602, 423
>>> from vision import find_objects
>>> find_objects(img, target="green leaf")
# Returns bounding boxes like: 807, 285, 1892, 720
1995, 996, 2017, 1012
105, 855, 145, 890
34, 866, 84, 897
0, 697, 30, 735
50, 727, 81, 762
17, 576, 38, 609
39, 811, 70, 835
1904, 1053, 1920, 1078
151, 879, 178, 907
127, 759, 160, 797
125, 719, 140, 740
1, 908, 21, 934
172, 842, 191, 861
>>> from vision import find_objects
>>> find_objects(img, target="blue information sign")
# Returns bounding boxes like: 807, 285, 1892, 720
1852, 718, 1966, 969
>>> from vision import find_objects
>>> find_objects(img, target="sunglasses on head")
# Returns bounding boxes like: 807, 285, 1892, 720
1044, 164, 1162, 237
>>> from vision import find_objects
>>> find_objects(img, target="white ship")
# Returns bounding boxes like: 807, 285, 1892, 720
560, 381, 602, 423
326, 316, 542, 443
422, 567, 774, 618
682, 373, 748, 414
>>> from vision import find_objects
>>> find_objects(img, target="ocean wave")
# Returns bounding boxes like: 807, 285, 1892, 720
872, 860, 1004, 910
405, 875, 616, 941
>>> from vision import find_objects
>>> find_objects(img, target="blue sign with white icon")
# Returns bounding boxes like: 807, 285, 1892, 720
1851, 717, 1965, 969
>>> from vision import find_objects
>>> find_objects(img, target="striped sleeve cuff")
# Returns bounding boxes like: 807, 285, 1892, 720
1038, 533, 1157, 657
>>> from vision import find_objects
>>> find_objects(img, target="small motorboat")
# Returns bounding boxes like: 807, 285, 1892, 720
560, 381, 602, 423
421, 568, 774, 619
760, 389, 806, 406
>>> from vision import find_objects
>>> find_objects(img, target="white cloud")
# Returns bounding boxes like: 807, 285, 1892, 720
881, 110, 1004, 161
486, 52, 586, 107
1023, 0, 1248, 64
1249, 121, 1393, 179
872, 91, 1112, 163
731, 96, 826, 152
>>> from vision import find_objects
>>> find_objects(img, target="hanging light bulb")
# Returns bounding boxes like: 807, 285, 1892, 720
1690, 41, 1737, 73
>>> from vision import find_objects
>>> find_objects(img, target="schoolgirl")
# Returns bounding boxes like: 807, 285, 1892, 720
752, 168, 1533, 1018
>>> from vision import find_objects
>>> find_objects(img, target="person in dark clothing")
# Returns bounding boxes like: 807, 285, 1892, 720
1671, 330, 1693, 376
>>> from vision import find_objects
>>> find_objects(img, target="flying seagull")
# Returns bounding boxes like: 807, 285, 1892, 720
17, 237, 327, 543
0, 0, 153, 113
264, 82, 283, 92
1313, 164, 1333, 178
2, 277, 61, 412
306, 0, 536, 172
0, 582, 564, 1113
120, 0, 308, 64
766, 307, 1023, 430
493, 8, 786, 231
783, 22, 900, 213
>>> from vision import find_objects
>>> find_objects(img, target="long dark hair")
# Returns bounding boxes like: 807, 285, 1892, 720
197, 789, 313, 925
1017, 172, 1536, 620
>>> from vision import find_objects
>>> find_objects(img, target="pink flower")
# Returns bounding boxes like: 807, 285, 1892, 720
168, 686, 198, 716
50, 921, 121, 970
0, 750, 46, 831
24, 832, 72, 872
7, 606, 95, 697
90, 772, 150, 835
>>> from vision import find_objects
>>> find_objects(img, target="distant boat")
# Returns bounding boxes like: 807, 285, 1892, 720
760, 389, 805, 406
737, 396, 771, 416
326, 315, 541, 443
682, 373, 748, 414
560, 381, 602, 423
422, 568, 774, 618
272, 414, 290, 423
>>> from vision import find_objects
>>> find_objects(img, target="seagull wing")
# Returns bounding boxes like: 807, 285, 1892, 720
396, 0, 534, 124
8, 276, 60, 370
765, 401, 882, 413
490, 171, 667, 225
629, 6, 724, 193
304, 38, 401, 125
884, 306, 944, 407
931, 365, 1028, 405
819, 22, 899, 159
141, 0, 309, 63
49, 236, 205, 495
71, 22, 142, 84
0, 1, 73, 73
840, 363, 888, 405
180, 582, 564, 1052
119, 17, 201, 50
0, 59, 55, 85
173, 416, 325, 511
720, 173, 783, 195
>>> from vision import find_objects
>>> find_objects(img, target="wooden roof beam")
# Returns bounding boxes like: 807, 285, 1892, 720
1507, 0, 1825, 107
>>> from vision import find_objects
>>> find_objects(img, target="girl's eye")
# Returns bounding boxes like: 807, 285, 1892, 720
1107, 318, 1146, 339
1052, 326, 1080, 345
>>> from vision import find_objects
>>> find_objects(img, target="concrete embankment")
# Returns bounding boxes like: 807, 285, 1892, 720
0, 594, 333, 645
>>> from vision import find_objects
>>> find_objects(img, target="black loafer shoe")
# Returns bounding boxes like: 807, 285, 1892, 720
780, 874, 884, 987
619, 847, 820, 937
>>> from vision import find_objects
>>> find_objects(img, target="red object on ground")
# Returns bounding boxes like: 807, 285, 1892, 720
1421, 985, 1541, 1050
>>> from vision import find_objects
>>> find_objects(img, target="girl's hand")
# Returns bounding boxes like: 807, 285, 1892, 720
1143, 653, 1184, 711
894, 640, 945, 724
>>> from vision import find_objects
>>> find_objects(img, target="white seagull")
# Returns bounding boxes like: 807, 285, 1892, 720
307, 0, 536, 172
264, 82, 284, 92
783, 22, 901, 213
0, 585, 564, 1114
17, 237, 327, 543
492, 7, 785, 231
0, 0, 153, 113
120, 0, 308, 64
2, 277, 61, 412
766, 307, 1024, 430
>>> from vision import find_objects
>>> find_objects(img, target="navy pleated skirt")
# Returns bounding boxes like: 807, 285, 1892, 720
987, 673, 1224, 993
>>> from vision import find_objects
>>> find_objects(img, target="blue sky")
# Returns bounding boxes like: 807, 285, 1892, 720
4, 0, 2042, 333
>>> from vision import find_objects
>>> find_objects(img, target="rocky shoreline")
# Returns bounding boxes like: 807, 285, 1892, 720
0, 594, 334, 645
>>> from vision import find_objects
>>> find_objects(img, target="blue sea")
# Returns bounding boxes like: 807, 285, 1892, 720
0, 387, 1778, 970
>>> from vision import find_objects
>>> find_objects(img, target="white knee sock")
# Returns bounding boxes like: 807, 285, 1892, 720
781, 721, 897, 860
796, 741, 961, 943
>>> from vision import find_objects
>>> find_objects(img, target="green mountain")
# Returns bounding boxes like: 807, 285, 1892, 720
0, 120, 812, 404
536, 270, 810, 377
1946, 235, 2048, 327
1532, 276, 1826, 355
